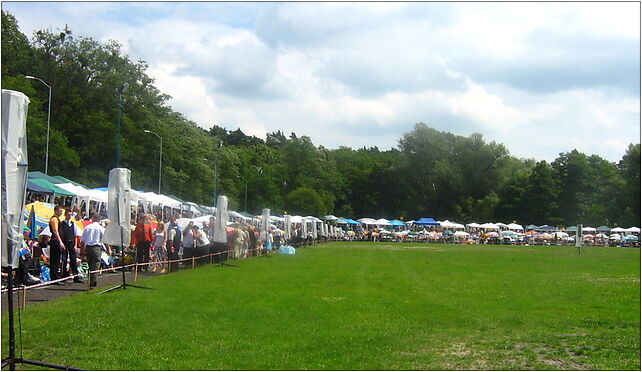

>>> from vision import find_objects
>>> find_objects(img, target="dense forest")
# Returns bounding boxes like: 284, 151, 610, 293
2, 11, 640, 227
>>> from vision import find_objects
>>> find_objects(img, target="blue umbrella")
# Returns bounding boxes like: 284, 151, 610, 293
27, 205, 38, 239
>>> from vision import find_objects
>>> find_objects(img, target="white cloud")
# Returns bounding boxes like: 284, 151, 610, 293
3, 1, 639, 162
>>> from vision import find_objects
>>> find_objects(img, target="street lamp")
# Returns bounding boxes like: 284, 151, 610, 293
144, 130, 162, 194
203, 158, 216, 207
25, 75, 51, 175
115, 82, 128, 168
239, 176, 248, 212
215, 141, 222, 204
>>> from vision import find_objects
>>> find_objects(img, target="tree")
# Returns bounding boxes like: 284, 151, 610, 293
285, 187, 325, 216
521, 161, 560, 225
618, 144, 641, 226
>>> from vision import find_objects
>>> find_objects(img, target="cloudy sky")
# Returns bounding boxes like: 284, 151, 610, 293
4, 1, 640, 162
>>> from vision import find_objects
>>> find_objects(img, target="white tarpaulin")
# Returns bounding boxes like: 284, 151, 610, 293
213, 196, 228, 243
2, 90, 29, 267
103, 168, 132, 247
284, 214, 292, 240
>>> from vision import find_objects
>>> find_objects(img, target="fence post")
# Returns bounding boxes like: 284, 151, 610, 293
22, 286, 27, 310
192, 256, 195, 269
134, 264, 138, 282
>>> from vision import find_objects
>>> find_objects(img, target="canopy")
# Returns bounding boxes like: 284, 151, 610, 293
27, 179, 52, 194
343, 218, 360, 225
611, 227, 627, 233
565, 226, 578, 232
480, 223, 500, 230
453, 231, 469, 237
387, 219, 403, 226
28, 178, 75, 196
525, 224, 539, 230
322, 215, 338, 221
28, 171, 65, 185
596, 225, 611, 232
625, 227, 641, 233
582, 226, 596, 232
466, 222, 482, 229
51, 175, 86, 187
537, 225, 557, 231
357, 218, 377, 225
374, 218, 392, 226
414, 217, 439, 226
506, 223, 524, 231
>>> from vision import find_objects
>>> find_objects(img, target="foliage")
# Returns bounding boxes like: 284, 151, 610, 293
1, 11, 639, 226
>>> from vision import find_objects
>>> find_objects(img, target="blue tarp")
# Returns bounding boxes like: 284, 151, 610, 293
388, 220, 407, 226
414, 217, 439, 226
537, 225, 557, 231
345, 218, 361, 225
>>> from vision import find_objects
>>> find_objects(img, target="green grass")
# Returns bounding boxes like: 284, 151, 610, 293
3, 242, 640, 370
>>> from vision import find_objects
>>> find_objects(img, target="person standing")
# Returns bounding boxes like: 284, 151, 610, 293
81, 213, 106, 288
60, 209, 83, 283
166, 216, 182, 272
48, 205, 65, 282
192, 225, 210, 265
182, 221, 195, 268
151, 222, 167, 273
131, 214, 154, 272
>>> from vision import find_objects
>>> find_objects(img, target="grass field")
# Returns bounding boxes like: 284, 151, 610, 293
2, 242, 640, 370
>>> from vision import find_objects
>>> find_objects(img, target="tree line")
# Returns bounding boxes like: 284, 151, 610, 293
2, 11, 640, 227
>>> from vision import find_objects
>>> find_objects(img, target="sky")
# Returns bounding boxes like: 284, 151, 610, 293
3, 1, 640, 162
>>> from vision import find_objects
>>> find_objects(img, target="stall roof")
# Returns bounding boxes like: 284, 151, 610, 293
414, 217, 439, 226
51, 175, 86, 187
28, 178, 75, 196
27, 179, 53, 194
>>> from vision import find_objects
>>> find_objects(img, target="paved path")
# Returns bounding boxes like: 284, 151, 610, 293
2, 269, 166, 312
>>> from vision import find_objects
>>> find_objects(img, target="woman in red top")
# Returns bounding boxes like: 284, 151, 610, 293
131, 214, 154, 272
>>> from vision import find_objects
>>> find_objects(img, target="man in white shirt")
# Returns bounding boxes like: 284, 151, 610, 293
81, 213, 106, 288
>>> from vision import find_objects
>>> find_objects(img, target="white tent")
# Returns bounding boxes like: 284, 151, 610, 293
480, 223, 500, 230
625, 227, 641, 233
289, 215, 304, 224
453, 231, 470, 237
374, 218, 392, 226
582, 226, 596, 232
611, 227, 627, 233
466, 222, 482, 229
357, 218, 377, 225
506, 223, 524, 231
323, 215, 338, 221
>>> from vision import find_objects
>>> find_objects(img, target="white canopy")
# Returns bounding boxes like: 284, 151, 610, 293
323, 215, 338, 221
304, 216, 323, 223
466, 222, 482, 229
480, 223, 500, 230
288, 215, 304, 224
582, 226, 596, 232
611, 227, 627, 233
453, 231, 470, 237
374, 218, 392, 226
357, 218, 377, 225
506, 223, 524, 231
625, 227, 641, 233
495, 222, 508, 228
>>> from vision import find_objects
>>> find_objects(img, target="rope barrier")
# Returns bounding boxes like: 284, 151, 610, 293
1, 245, 276, 294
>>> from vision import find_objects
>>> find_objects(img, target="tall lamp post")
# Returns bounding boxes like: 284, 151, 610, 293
203, 158, 216, 207
239, 176, 248, 212
144, 130, 162, 194
25, 75, 51, 175
215, 141, 222, 205
115, 82, 128, 168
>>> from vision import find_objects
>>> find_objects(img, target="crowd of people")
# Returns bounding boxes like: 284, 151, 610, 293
4, 199, 639, 290
2, 206, 308, 289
